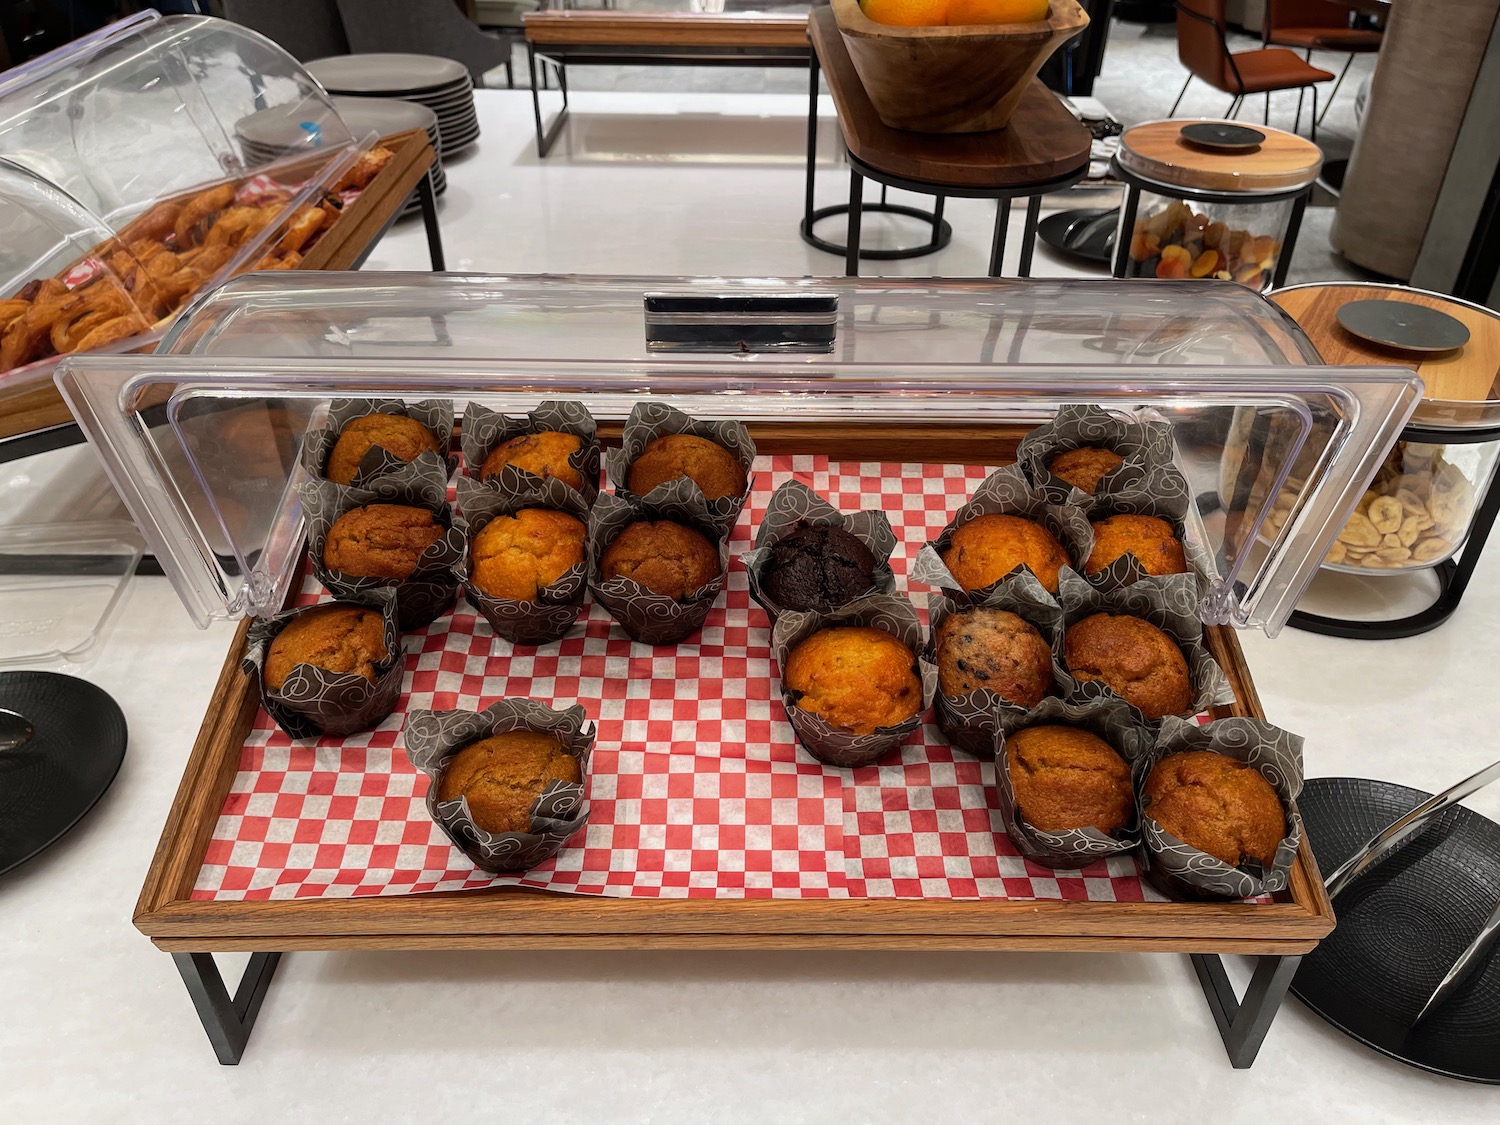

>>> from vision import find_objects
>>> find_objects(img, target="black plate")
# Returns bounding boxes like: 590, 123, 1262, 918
1179, 122, 1265, 152
1336, 299, 1472, 353
1291, 777, 1500, 1084
1037, 207, 1118, 265
0, 672, 127, 878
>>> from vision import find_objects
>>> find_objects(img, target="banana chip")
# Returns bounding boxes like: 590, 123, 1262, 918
1338, 511, 1383, 547
1412, 538, 1453, 563
1367, 495, 1403, 534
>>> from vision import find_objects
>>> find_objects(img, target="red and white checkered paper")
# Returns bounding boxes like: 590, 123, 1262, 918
194, 456, 1183, 903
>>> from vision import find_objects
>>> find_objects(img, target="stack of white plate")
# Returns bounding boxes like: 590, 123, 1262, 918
307, 53, 480, 157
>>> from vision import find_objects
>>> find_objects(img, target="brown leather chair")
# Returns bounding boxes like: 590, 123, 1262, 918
1171, 0, 1335, 140
1263, 0, 1382, 126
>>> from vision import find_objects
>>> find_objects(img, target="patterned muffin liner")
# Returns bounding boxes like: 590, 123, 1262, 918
770, 593, 938, 769
1016, 403, 1176, 506
403, 699, 595, 873
604, 402, 757, 538
1068, 466, 1219, 596
741, 479, 897, 624
242, 587, 404, 740
1136, 715, 1305, 901
300, 397, 456, 489
299, 458, 464, 631
586, 489, 730, 646
453, 476, 590, 646
459, 400, 600, 506
994, 696, 1154, 869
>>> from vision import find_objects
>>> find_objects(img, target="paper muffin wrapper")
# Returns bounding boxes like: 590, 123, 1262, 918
459, 399, 600, 506
453, 476, 590, 646
242, 587, 405, 740
403, 699, 595, 873
586, 490, 729, 646
1016, 404, 1177, 506
1064, 467, 1218, 596
604, 401, 757, 538
994, 695, 1154, 869
924, 577, 1072, 757
1056, 569, 1233, 726
770, 593, 937, 769
1136, 715, 1305, 901
909, 464, 1090, 603
741, 479, 898, 623
299, 397, 456, 489
299, 459, 464, 630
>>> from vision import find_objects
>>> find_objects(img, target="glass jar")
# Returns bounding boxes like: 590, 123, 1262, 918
1119, 190, 1299, 292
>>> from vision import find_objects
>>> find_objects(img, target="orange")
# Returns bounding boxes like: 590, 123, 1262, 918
861, 0, 950, 27
946, 0, 1049, 24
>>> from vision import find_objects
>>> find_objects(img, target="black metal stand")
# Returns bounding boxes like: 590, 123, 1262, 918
527, 45, 571, 158
172, 951, 284, 1065
414, 168, 447, 272
1192, 953, 1302, 1068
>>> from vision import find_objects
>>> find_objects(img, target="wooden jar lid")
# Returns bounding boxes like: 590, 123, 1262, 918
1118, 120, 1324, 194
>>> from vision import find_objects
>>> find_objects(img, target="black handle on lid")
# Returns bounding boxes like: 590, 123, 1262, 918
644, 292, 838, 354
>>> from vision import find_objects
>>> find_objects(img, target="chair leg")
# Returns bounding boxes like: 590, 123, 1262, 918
1317, 54, 1355, 126
1310, 85, 1318, 143
1169, 74, 1192, 117
1264, 91, 1270, 125
1227, 95, 1243, 119
1294, 87, 1306, 135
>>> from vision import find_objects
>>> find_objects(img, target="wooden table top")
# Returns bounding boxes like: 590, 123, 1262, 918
808, 7, 1090, 189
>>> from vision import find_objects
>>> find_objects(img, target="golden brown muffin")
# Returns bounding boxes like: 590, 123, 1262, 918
437, 730, 583, 835
784, 626, 922, 735
1086, 514, 1187, 577
626, 433, 746, 501
941, 513, 1069, 594
478, 431, 585, 491
471, 508, 586, 602
933, 607, 1054, 706
1064, 613, 1193, 720
1048, 446, 1125, 494
325, 413, 442, 485
323, 503, 444, 580
600, 520, 720, 600
264, 604, 387, 690
1142, 750, 1285, 867
1006, 725, 1133, 834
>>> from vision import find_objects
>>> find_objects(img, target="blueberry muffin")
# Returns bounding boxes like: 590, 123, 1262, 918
933, 606, 1054, 707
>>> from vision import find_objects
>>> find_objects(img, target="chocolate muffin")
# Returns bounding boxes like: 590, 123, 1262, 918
941, 513, 1069, 594
1048, 446, 1125, 494
1006, 724, 1133, 834
471, 508, 586, 602
437, 730, 582, 835
325, 413, 442, 485
478, 431, 585, 491
1086, 514, 1187, 578
264, 604, 387, 690
784, 625, 922, 735
1142, 750, 1285, 867
933, 607, 1054, 707
1064, 612, 1192, 720
760, 522, 877, 612
626, 433, 746, 501
600, 519, 720, 600
323, 503, 445, 580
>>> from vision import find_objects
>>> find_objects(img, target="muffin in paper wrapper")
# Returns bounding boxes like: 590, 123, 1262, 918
1136, 715, 1305, 901
604, 401, 756, 538
1056, 570, 1233, 725
741, 479, 897, 623
1067, 462, 1219, 596
995, 695, 1154, 869
1017, 404, 1176, 506
925, 574, 1071, 757
587, 489, 729, 646
403, 699, 594, 873
909, 464, 1089, 603
299, 457, 464, 631
242, 587, 404, 740
454, 475, 589, 646
299, 398, 456, 489
459, 399, 600, 505
771, 593, 937, 769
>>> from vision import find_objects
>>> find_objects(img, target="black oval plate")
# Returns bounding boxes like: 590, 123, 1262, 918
1180, 122, 1266, 152
1336, 299, 1472, 353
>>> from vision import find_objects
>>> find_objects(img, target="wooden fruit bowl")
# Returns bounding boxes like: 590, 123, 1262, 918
831, 0, 1089, 134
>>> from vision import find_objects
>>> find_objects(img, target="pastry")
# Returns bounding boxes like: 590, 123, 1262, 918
437, 730, 582, 835
1064, 613, 1192, 720
1142, 750, 1285, 866
784, 625, 922, 735
325, 413, 443, 485
759, 522, 877, 611
600, 520, 720, 600
323, 503, 445, 579
264, 604, 388, 690
1006, 725, 1133, 834
478, 431, 585, 491
1048, 446, 1125, 494
1085, 514, 1187, 577
933, 607, 1054, 707
941, 513, 1069, 594
626, 433, 746, 501
470, 508, 587, 602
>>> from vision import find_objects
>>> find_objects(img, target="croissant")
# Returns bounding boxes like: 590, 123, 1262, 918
174, 183, 236, 248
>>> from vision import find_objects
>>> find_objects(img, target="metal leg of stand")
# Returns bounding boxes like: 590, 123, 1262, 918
1019, 194, 1042, 278
1112, 185, 1141, 279
172, 952, 284, 1065
988, 197, 1012, 277
528, 47, 569, 157
930, 196, 946, 249
802, 51, 819, 236
1191, 953, 1300, 1069
846, 169, 864, 277
417, 168, 445, 272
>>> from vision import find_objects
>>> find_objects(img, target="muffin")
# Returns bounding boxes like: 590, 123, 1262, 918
784, 626, 922, 735
760, 522, 877, 611
941, 513, 1069, 594
436, 730, 583, 835
323, 503, 445, 579
626, 433, 746, 501
1006, 725, 1133, 834
264, 604, 387, 690
478, 431, 585, 491
600, 519, 720, 600
325, 413, 442, 485
933, 607, 1054, 707
471, 508, 586, 602
1048, 446, 1125, 494
1142, 750, 1285, 867
1086, 514, 1187, 577
1064, 613, 1192, 720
